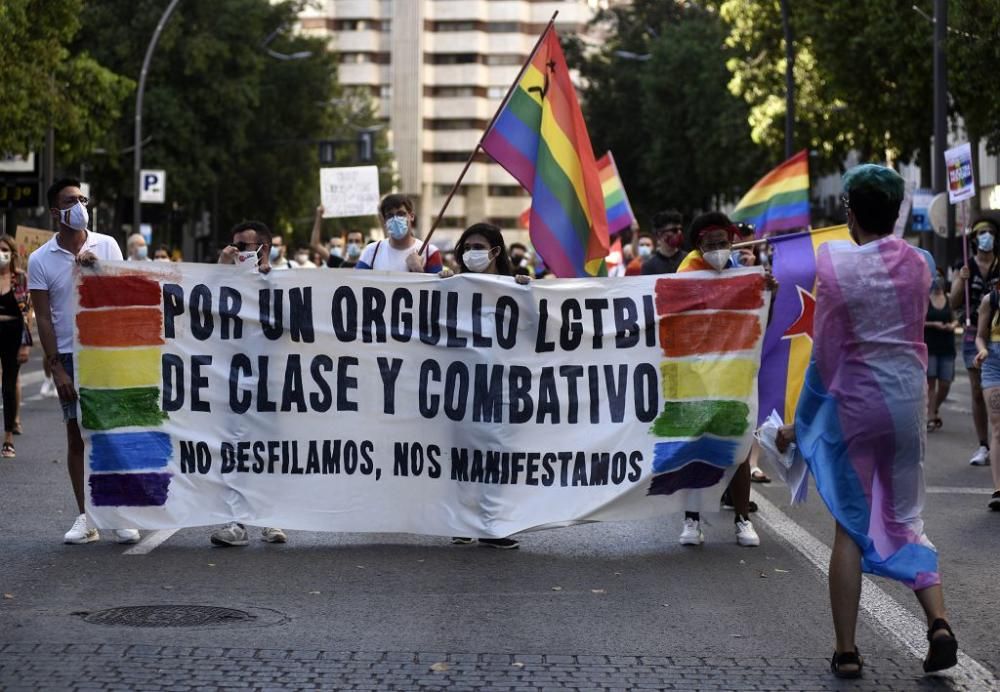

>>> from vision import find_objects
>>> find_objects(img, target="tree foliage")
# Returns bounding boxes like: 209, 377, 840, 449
0, 0, 133, 160
568, 0, 766, 224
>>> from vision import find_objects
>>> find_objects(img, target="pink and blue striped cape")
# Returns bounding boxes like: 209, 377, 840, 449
795, 236, 940, 590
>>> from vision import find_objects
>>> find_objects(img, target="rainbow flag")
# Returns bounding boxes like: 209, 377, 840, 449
757, 225, 853, 425
597, 152, 636, 235
731, 150, 810, 237
481, 28, 608, 277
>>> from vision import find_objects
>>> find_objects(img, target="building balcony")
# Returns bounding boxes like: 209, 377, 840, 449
426, 97, 493, 120
427, 0, 489, 21
332, 30, 384, 53
337, 62, 386, 86
486, 195, 531, 217
424, 130, 483, 152
334, 0, 384, 20
425, 32, 487, 54
425, 162, 491, 186
429, 64, 489, 86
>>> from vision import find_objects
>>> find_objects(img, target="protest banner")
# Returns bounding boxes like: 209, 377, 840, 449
944, 142, 976, 204
75, 263, 768, 536
319, 165, 380, 218
15, 225, 54, 258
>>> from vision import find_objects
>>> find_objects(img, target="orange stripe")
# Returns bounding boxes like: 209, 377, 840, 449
659, 312, 761, 357
77, 308, 164, 347
744, 150, 808, 192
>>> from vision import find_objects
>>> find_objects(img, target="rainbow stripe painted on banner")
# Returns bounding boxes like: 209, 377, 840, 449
647, 273, 765, 496
77, 274, 171, 506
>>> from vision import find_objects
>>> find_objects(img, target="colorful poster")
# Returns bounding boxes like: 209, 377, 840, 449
75, 263, 768, 535
15, 226, 54, 258
944, 142, 976, 204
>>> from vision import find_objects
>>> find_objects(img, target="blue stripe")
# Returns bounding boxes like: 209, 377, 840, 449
90, 431, 172, 472
493, 107, 540, 170
651, 437, 740, 474
606, 200, 631, 223
530, 176, 587, 274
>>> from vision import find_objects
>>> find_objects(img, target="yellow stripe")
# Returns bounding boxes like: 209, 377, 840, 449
736, 174, 809, 209
661, 358, 756, 400
519, 63, 545, 107
811, 224, 852, 253
784, 336, 813, 422
78, 348, 161, 389
601, 178, 621, 196
539, 102, 594, 228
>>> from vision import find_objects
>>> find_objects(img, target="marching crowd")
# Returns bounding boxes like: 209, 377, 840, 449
4, 164, 983, 678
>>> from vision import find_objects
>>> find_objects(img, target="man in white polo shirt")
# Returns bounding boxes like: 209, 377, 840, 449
28, 178, 140, 545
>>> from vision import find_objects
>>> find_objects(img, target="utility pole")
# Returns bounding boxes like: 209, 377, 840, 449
133, 0, 181, 236
932, 0, 952, 268
780, 0, 794, 159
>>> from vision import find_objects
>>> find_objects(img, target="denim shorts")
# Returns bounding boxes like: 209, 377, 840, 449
981, 344, 1000, 391
926, 354, 955, 382
58, 352, 78, 422
962, 334, 979, 369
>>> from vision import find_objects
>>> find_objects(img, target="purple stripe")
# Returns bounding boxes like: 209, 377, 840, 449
90, 472, 172, 506
482, 129, 535, 191
491, 106, 540, 171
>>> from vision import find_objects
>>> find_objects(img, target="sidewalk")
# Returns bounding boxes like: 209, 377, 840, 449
0, 643, 968, 691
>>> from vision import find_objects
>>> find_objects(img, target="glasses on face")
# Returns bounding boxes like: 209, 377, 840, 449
61, 195, 89, 207
230, 242, 262, 252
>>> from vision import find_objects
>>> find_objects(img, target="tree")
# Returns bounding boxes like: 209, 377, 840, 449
0, 0, 132, 161
569, 0, 766, 223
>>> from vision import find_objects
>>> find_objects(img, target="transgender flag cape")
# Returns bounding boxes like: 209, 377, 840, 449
794, 236, 940, 589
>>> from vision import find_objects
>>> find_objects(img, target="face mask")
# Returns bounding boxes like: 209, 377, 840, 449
0, 251, 10, 268
269, 246, 280, 261
703, 249, 730, 272
638, 245, 652, 258
154, 257, 171, 263
386, 215, 409, 240
346, 243, 361, 259
295, 254, 309, 265
237, 249, 260, 272
330, 246, 343, 258
59, 201, 89, 231
135, 246, 148, 260
463, 249, 493, 273
978, 233, 995, 253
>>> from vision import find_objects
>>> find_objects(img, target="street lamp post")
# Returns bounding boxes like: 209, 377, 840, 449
133, 0, 181, 236
779, 0, 794, 159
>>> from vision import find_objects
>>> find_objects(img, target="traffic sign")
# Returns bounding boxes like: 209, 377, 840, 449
139, 169, 166, 203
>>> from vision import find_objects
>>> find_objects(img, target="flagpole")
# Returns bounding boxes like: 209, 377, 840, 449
732, 224, 846, 250
419, 11, 559, 255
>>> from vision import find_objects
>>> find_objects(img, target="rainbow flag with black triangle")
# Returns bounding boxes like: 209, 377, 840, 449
481, 27, 609, 277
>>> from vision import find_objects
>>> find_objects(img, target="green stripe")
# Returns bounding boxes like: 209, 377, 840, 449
732, 189, 808, 221
650, 400, 750, 437
80, 387, 168, 431
605, 188, 625, 207
508, 87, 542, 129
536, 138, 593, 250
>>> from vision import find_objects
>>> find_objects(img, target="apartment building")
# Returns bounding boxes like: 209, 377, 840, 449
298, 0, 609, 247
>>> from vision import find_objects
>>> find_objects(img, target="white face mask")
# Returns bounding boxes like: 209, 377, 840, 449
638, 245, 652, 258
0, 251, 10, 268
237, 249, 260, 272
703, 249, 730, 272
59, 201, 89, 231
295, 253, 310, 265
463, 249, 493, 273
330, 245, 343, 258
346, 242, 361, 259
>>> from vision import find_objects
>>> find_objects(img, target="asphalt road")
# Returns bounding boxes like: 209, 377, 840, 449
1, 358, 998, 691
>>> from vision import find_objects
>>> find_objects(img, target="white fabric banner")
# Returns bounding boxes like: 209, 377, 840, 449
76, 263, 768, 536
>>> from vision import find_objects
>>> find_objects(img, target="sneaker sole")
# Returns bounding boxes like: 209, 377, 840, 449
116, 536, 141, 545
737, 539, 761, 547
210, 537, 249, 547
64, 533, 99, 545
679, 537, 704, 546
261, 536, 287, 544
478, 542, 519, 550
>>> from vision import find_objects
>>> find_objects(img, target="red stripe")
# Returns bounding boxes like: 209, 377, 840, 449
78, 275, 161, 308
655, 273, 765, 313
745, 150, 809, 192
77, 307, 164, 347
659, 312, 761, 357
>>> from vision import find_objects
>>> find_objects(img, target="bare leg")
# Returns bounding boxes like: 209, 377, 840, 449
987, 387, 1000, 485
67, 420, 85, 513
14, 374, 21, 430
933, 380, 951, 419
829, 522, 862, 663
730, 458, 751, 519
914, 584, 947, 627
926, 377, 937, 420
969, 367, 988, 443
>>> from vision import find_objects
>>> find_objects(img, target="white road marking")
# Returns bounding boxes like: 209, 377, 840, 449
753, 491, 997, 689
926, 486, 993, 495
123, 529, 177, 555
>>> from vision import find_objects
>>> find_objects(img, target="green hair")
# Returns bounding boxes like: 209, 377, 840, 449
841, 164, 905, 235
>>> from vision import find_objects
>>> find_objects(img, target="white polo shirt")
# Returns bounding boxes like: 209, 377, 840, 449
28, 231, 124, 354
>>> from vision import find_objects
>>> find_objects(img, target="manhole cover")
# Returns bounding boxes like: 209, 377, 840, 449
81, 605, 253, 627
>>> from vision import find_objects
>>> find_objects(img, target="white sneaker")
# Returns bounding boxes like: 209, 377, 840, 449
735, 518, 761, 547
115, 529, 141, 544
64, 514, 99, 544
679, 518, 704, 546
969, 445, 990, 466
40, 377, 58, 399
210, 522, 248, 547
261, 527, 287, 543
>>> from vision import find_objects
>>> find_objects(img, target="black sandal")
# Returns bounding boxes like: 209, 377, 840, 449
830, 648, 863, 679
923, 618, 958, 673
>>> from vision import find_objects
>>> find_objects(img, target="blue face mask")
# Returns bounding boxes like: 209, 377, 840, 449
978, 233, 995, 253
386, 215, 409, 240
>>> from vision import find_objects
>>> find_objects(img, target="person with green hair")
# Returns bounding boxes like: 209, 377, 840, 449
777, 164, 958, 678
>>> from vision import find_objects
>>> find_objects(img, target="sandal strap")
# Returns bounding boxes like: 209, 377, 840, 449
927, 618, 955, 641
833, 649, 862, 666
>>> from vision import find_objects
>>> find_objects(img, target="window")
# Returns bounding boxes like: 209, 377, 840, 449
426, 119, 484, 131
487, 217, 520, 229
379, 84, 392, 98
487, 22, 519, 33
433, 21, 478, 32
485, 54, 524, 66
487, 86, 505, 99
427, 53, 480, 65
488, 185, 524, 197
439, 217, 467, 228
433, 184, 467, 196
429, 86, 477, 97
